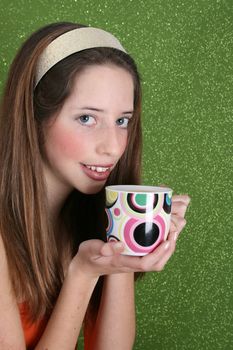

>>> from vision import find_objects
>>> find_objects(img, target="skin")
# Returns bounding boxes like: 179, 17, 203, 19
0, 63, 190, 350
43, 64, 134, 219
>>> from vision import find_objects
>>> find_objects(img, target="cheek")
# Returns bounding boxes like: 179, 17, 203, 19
45, 125, 86, 160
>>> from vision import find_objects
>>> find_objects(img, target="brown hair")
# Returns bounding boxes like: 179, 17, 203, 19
0, 22, 142, 322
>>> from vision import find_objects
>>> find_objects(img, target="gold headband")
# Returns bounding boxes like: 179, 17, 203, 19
35, 27, 127, 87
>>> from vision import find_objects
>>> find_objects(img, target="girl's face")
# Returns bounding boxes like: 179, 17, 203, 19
42, 64, 134, 197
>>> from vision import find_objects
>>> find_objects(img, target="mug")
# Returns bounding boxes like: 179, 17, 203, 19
105, 185, 172, 256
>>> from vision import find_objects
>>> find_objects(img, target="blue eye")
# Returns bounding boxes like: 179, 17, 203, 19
116, 117, 130, 128
78, 115, 95, 125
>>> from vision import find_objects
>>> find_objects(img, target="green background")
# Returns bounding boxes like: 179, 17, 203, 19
0, 0, 232, 349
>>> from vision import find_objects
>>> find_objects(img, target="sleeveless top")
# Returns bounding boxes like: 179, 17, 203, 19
19, 303, 82, 349
19, 303, 48, 349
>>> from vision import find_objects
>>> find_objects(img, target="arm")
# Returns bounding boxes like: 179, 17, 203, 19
85, 273, 135, 350
83, 194, 190, 350
37, 238, 173, 350
0, 237, 170, 350
35, 267, 98, 350
0, 195, 189, 349
37, 191, 190, 349
0, 230, 99, 350
0, 241, 177, 350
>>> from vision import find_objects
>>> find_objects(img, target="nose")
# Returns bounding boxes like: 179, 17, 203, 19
96, 126, 126, 158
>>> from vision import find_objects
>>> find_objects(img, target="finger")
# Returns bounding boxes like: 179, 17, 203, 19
105, 240, 173, 273
167, 229, 179, 242
172, 194, 191, 206
171, 201, 189, 218
100, 241, 125, 257
171, 214, 187, 235
170, 220, 178, 234
150, 231, 177, 270
137, 240, 171, 271
80, 239, 105, 258
159, 186, 190, 205
152, 241, 176, 271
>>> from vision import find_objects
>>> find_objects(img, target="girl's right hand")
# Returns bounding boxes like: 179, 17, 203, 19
69, 237, 175, 280
70, 193, 190, 281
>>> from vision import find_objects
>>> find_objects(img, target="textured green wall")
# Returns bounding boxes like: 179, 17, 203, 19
0, 1, 232, 349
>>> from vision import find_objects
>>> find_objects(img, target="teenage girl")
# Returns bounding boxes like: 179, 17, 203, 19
0, 22, 190, 349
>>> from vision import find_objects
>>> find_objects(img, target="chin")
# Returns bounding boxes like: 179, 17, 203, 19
79, 183, 105, 195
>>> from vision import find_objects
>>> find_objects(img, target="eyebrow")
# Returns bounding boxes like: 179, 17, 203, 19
80, 107, 134, 115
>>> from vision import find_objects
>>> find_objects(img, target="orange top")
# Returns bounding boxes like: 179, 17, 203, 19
19, 303, 48, 349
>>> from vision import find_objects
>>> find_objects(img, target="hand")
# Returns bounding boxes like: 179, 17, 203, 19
169, 194, 190, 241
135, 193, 191, 271
71, 194, 190, 279
148, 193, 190, 271
71, 239, 173, 278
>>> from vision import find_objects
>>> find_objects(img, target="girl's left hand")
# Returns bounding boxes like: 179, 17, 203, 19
97, 193, 191, 274
71, 194, 191, 277
136, 193, 190, 272
169, 194, 191, 242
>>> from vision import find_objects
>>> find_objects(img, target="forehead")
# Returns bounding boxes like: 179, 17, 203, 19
75, 63, 133, 83
68, 64, 134, 106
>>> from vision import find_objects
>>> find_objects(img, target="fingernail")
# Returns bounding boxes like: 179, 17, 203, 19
114, 242, 124, 249
164, 241, 170, 250
173, 232, 178, 241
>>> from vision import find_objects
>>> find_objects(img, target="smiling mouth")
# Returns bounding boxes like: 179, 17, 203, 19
84, 165, 111, 173
83, 164, 113, 173
81, 163, 114, 181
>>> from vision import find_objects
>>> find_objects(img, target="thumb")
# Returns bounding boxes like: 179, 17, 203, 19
100, 241, 125, 257
79, 239, 105, 258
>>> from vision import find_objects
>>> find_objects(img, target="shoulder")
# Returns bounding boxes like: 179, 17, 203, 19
0, 233, 25, 348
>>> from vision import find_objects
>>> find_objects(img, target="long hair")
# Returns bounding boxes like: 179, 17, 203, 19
0, 22, 142, 322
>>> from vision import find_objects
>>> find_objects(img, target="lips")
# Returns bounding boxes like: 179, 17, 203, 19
81, 163, 113, 181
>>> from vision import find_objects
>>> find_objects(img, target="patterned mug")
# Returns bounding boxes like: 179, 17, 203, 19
105, 185, 172, 256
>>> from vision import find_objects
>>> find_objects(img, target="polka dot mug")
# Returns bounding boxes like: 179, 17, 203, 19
105, 185, 172, 256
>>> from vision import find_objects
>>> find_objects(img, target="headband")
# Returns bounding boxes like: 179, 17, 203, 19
35, 27, 127, 87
